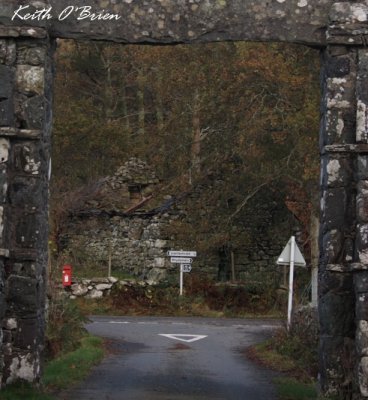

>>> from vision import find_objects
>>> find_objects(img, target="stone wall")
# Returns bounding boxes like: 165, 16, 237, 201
61, 180, 295, 285
0, 30, 53, 387
63, 214, 172, 284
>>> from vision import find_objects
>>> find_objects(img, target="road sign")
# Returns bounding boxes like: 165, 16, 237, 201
170, 257, 193, 264
276, 236, 306, 331
167, 250, 197, 257
182, 264, 192, 273
277, 237, 306, 266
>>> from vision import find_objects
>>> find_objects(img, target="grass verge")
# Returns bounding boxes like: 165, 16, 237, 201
247, 338, 319, 400
275, 377, 318, 400
43, 335, 104, 390
0, 335, 104, 400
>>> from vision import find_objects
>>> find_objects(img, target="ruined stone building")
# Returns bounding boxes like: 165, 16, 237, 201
60, 158, 300, 286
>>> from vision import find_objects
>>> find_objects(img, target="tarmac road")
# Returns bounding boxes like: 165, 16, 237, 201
59, 316, 280, 400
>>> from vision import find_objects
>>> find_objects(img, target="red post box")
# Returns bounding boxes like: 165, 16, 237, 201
62, 264, 72, 287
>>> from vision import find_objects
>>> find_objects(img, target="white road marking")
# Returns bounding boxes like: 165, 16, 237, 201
108, 321, 131, 324
159, 334, 208, 343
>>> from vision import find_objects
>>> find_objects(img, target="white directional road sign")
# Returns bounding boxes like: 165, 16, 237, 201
167, 250, 197, 257
182, 264, 192, 273
158, 334, 207, 343
170, 257, 193, 264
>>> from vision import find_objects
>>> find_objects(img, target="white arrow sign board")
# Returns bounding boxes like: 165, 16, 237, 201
182, 264, 192, 273
159, 334, 207, 343
277, 237, 306, 267
170, 257, 193, 264
167, 250, 197, 257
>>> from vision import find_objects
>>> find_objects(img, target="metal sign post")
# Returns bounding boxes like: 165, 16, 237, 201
168, 250, 197, 296
276, 236, 306, 331
179, 264, 184, 296
287, 236, 296, 330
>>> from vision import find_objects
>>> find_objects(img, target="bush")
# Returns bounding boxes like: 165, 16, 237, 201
45, 292, 88, 359
272, 306, 319, 379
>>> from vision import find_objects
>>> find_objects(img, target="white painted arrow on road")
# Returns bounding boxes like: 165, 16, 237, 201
159, 334, 208, 343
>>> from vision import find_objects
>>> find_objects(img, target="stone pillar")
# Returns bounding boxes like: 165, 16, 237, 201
354, 48, 368, 399
319, 44, 357, 399
0, 27, 54, 387
321, 3, 368, 398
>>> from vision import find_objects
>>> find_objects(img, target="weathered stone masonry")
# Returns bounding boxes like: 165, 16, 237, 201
1, 0, 368, 398
0, 28, 53, 385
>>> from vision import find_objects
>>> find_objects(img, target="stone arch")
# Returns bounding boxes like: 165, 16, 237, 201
0, 1, 368, 398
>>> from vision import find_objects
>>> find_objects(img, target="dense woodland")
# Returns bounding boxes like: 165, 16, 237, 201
51, 40, 321, 266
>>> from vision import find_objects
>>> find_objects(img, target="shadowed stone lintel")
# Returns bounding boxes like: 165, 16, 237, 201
0, 0, 338, 47
327, 263, 368, 272
323, 144, 368, 154
0, 26, 47, 39
0, 128, 42, 140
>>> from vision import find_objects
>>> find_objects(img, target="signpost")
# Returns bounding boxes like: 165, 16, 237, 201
170, 257, 193, 264
168, 250, 197, 295
276, 236, 306, 330
168, 250, 197, 257
182, 264, 192, 273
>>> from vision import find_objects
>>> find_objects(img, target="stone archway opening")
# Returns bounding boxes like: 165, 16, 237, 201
49, 38, 320, 299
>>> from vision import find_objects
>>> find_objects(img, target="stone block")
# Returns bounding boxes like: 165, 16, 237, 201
70, 283, 88, 296
319, 335, 354, 395
0, 40, 16, 66
17, 46, 46, 66
359, 357, 368, 397
86, 289, 103, 299
319, 270, 353, 297
357, 50, 368, 143
154, 257, 165, 268
356, 224, 368, 265
325, 55, 351, 78
3, 318, 17, 330
3, 350, 41, 385
319, 292, 355, 336
321, 188, 350, 231
8, 176, 45, 208
5, 275, 39, 317
322, 107, 356, 145
354, 272, 368, 294
95, 283, 112, 291
0, 99, 14, 126
154, 239, 167, 248
321, 229, 343, 264
15, 212, 40, 249
321, 155, 354, 188
357, 320, 368, 357
12, 143, 42, 175
21, 96, 45, 129
357, 293, 368, 320
357, 181, 368, 223
146, 268, 167, 285
0, 65, 12, 99
16, 66, 44, 96
12, 317, 43, 350
358, 156, 368, 181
